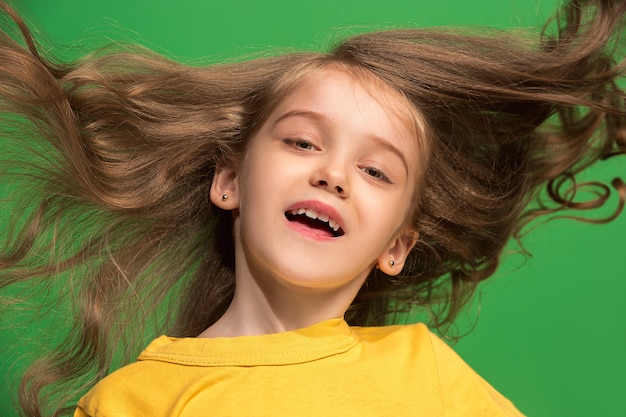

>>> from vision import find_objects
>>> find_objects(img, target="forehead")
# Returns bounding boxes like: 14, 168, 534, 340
269, 66, 423, 158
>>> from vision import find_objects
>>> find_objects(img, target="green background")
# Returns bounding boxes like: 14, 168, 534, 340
1, 0, 625, 416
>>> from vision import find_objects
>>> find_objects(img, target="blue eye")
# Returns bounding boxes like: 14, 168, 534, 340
363, 166, 391, 183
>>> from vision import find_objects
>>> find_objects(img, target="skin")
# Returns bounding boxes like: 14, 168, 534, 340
200, 67, 421, 338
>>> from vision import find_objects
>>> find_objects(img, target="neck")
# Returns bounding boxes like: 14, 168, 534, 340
198, 269, 365, 338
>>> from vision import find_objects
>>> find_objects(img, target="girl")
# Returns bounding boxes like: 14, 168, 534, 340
1, 0, 624, 416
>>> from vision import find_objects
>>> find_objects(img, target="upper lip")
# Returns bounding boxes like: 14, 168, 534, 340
285, 200, 346, 235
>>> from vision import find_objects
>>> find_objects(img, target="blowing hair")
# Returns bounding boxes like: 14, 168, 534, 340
0, 0, 624, 415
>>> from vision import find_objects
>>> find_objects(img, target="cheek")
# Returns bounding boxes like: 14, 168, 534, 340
238, 148, 270, 199
364, 190, 410, 234
382, 186, 417, 237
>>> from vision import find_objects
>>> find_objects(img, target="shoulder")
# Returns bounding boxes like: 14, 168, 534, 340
352, 321, 430, 344
76, 337, 189, 417
424, 329, 524, 416
354, 323, 525, 417
76, 361, 163, 417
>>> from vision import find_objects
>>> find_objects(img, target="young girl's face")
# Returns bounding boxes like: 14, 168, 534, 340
212, 66, 421, 300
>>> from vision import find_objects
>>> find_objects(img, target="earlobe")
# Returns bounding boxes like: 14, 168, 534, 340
377, 230, 418, 276
210, 167, 240, 210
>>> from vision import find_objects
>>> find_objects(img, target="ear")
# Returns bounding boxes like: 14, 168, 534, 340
376, 228, 418, 276
210, 166, 240, 210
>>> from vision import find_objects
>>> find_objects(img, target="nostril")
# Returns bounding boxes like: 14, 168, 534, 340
315, 178, 344, 194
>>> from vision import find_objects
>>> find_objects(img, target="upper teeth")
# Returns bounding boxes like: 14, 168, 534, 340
290, 208, 341, 232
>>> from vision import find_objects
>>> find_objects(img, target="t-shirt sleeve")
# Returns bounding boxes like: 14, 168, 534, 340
426, 330, 525, 417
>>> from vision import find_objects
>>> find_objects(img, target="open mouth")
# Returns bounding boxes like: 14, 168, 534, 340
285, 208, 345, 238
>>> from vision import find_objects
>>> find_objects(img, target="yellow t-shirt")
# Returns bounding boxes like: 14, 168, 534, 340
75, 318, 524, 416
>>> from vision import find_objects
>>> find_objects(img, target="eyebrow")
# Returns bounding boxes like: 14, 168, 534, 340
272, 109, 328, 126
273, 109, 409, 175
369, 136, 408, 175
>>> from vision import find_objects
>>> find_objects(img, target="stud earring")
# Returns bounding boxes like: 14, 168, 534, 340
389, 260, 395, 267
221, 194, 229, 201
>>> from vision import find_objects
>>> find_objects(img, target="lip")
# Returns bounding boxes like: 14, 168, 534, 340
284, 200, 346, 239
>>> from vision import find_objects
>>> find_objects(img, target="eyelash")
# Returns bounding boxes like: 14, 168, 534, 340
284, 138, 317, 151
283, 138, 392, 184
361, 166, 392, 183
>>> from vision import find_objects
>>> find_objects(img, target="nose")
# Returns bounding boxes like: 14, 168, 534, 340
310, 162, 349, 197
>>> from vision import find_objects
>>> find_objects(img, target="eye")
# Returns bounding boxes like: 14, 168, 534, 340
284, 138, 318, 151
362, 166, 392, 183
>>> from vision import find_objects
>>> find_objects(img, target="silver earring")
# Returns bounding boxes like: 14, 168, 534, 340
389, 260, 395, 267
221, 194, 229, 201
